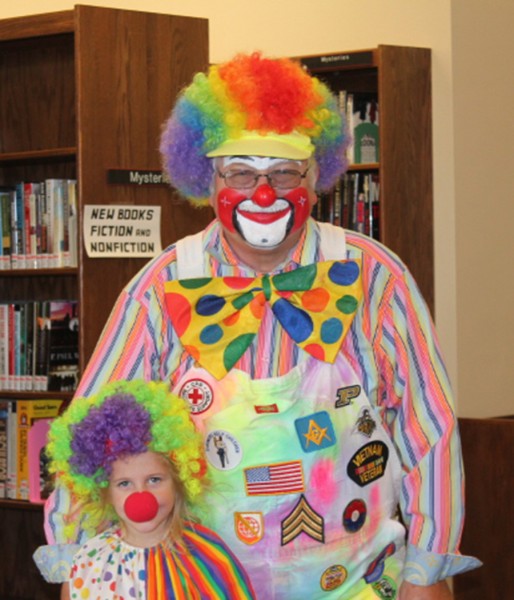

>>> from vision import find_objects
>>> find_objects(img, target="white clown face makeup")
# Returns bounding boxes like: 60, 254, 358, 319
213, 156, 316, 250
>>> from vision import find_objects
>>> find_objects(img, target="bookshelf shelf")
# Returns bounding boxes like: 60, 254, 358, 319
0, 268, 78, 277
0, 148, 77, 163
347, 162, 380, 172
0, 5, 212, 598
0, 498, 43, 511
0, 391, 72, 401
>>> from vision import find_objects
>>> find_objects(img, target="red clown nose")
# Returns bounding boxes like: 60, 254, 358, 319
124, 491, 159, 523
252, 184, 277, 207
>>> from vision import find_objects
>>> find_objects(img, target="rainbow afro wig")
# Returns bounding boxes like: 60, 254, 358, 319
160, 52, 349, 205
47, 380, 207, 536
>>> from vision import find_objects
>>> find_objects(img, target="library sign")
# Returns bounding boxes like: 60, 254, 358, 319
83, 205, 162, 258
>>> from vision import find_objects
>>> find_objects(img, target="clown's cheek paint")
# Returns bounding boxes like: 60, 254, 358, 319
283, 186, 311, 233
216, 187, 246, 233
216, 186, 311, 235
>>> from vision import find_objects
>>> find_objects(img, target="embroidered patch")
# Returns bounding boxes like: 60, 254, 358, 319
371, 575, 397, 599
294, 411, 336, 453
320, 565, 347, 591
179, 378, 213, 414
205, 430, 242, 471
281, 494, 324, 545
347, 441, 389, 487
364, 542, 396, 584
342, 498, 367, 533
254, 403, 279, 414
354, 407, 377, 438
335, 384, 361, 408
234, 512, 264, 545
244, 460, 304, 496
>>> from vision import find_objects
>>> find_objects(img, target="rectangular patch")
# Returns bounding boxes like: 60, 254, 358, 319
254, 403, 279, 414
244, 460, 304, 496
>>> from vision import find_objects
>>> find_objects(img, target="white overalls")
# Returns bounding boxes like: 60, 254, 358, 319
172, 227, 405, 599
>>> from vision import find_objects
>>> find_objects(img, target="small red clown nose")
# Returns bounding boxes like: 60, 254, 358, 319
124, 491, 159, 523
252, 184, 277, 207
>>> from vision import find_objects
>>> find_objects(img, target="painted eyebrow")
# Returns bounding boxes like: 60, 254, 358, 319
228, 155, 256, 162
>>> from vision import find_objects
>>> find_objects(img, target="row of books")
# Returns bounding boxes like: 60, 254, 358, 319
0, 398, 64, 502
0, 300, 79, 393
0, 178, 78, 270
314, 172, 380, 240
339, 91, 380, 165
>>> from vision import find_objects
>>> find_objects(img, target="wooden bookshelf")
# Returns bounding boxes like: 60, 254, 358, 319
454, 417, 514, 599
0, 30, 435, 597
0, 5, 212, 598
296, 46, 434, 314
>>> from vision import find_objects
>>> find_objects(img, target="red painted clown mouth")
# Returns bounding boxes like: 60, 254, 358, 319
237, 206, 291, 224
235, 197, 291, 225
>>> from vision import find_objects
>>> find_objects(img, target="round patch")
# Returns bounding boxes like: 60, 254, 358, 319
364, 543, 396, 584
372, 575, 397, 599
205, 429, 243, 471
342, 498, 367, 533
347, 441, 389, 487
179, 379, 214, 415
320, 564, 347, 591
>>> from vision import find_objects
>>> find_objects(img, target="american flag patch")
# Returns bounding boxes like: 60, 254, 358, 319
244, 460, 304, 496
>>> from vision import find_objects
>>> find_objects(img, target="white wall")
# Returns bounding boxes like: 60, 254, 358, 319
3, 1, 513, 417
451, 0, 514, 417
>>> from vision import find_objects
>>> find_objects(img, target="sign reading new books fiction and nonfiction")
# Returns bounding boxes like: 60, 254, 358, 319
83, 205, 162, 258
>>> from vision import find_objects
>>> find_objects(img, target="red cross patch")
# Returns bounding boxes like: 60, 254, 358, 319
179, 378, 214, 414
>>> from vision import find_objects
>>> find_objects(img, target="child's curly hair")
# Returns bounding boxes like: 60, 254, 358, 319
47, 380, 207, 539
160, 52, 349, 205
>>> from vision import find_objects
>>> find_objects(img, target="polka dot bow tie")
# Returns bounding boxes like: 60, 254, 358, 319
164, 260, 363, 380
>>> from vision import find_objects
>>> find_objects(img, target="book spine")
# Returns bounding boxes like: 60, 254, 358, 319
8, 304, 15, 390
0, 304, 7, 390
35, 301, 50, 392
17, 399, 63, 501
45, 180, 57, 267
16, 400, 30, 499
6, 401, 17, 499
0, 191, 12, 270
0, 401, 8, 498
39, 181, 50, 268
14, 183, 26, 269
68, 180, 78, 268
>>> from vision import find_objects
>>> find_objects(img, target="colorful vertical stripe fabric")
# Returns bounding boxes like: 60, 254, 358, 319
69, 522, 255, 599
51, 218, 470, 584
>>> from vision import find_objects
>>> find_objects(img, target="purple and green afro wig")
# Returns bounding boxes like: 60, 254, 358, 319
160, 52, 349, 205
47, 380, 207, 536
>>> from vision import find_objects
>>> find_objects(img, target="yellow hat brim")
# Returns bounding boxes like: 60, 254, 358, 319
206, 130, 314, 160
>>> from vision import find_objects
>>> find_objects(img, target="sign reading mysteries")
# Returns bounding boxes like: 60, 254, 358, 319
107, 169, 169, 186
300, 51, 374, 71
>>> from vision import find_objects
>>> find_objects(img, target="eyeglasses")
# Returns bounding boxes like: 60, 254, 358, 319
217, 167, 309, 190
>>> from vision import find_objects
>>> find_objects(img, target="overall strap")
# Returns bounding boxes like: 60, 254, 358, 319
175, 223, 347, 278
317, 221, 347, 260
175, 231, 206, 279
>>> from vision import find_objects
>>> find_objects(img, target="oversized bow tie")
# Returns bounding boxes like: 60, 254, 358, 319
164, 260, 362, 379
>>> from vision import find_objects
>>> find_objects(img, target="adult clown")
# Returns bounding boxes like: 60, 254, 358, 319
36, 53, 479, 599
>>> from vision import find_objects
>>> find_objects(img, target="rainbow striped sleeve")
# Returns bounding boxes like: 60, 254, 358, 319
346, 231, 480, 582
74, 247, 180, 398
